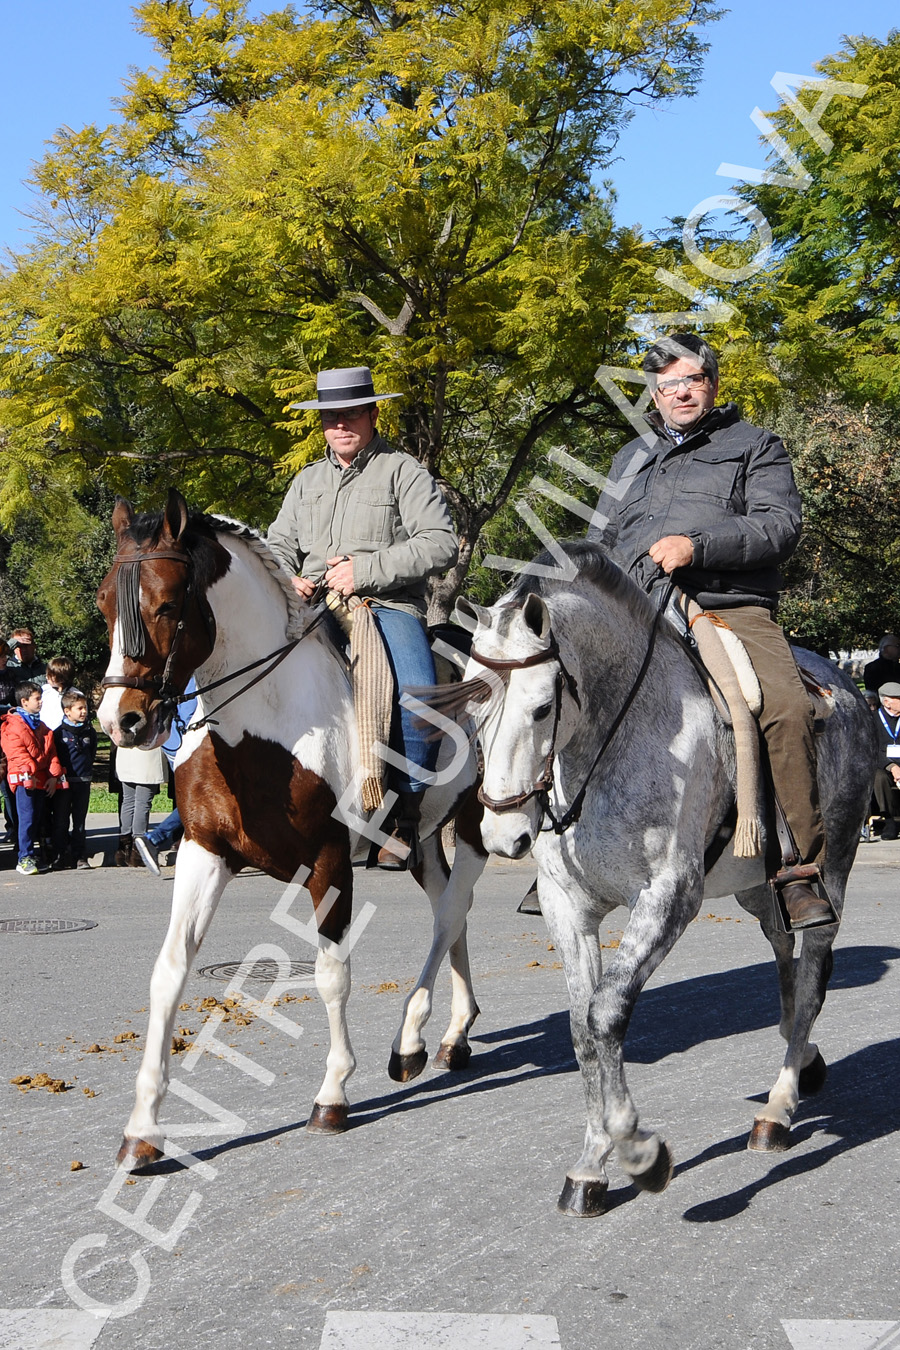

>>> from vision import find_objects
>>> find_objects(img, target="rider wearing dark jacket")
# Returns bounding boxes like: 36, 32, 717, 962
589, 333, 830, 930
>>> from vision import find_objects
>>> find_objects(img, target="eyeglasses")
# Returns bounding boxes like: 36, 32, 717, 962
655, 373, 708, 396
320, 408, 373, 426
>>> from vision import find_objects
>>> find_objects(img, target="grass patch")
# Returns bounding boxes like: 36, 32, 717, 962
89, 788, 173, 815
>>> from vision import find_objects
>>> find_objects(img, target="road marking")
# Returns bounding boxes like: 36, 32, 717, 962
0, 1310, 108, 1349
320, 1312, 561, 1348
782, 1322, 900, 1350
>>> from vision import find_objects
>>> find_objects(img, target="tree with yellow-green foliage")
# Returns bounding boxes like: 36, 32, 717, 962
0, 0, 721, 617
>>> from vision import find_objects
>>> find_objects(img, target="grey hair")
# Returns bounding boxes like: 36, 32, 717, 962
642, 333, 719, 387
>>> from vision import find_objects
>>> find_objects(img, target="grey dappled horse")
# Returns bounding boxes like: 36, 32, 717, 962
457, 540, 876, 1216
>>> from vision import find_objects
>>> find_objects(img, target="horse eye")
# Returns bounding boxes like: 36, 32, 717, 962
155, 601, 178, 618
533, 702, 553, 722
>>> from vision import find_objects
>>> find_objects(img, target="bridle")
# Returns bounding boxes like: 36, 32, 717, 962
474, 588, 671, 835
100, 549, 208, 713
100, 544, 327, 729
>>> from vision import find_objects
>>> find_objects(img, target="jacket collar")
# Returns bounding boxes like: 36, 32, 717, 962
326, 432, 388, 478
643, 401, 740, 450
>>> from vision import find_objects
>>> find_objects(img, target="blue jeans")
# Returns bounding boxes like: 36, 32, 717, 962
14, 787, 44, 863
147, 807, 182, 849
371, 606, 439, 794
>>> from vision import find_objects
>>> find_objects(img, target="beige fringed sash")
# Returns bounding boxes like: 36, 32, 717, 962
326, 592, 394, 812
679, 597, 764, 859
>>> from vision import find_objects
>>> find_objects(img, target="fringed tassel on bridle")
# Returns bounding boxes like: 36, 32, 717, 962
116, 560, 147, 659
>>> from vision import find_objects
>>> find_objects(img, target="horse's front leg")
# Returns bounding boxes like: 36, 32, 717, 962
538, 872, 614, 1217
389, 835, 486, 1082
118, 842, 233, 1169
589, 879, 700, 1194
306, 839, 357, 1134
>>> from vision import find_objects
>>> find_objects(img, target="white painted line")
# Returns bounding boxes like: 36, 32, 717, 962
320, 1311, 561, 1349
0, 1309, 109, 1350
782, 1321, 900, 1350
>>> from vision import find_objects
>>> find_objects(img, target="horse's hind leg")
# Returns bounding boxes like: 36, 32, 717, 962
118, 842, 232, 1169
390, 834, 486, 1082
749, 924, 837, 1152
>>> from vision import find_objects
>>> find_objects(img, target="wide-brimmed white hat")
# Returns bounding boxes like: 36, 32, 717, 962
290, 366, 402, 410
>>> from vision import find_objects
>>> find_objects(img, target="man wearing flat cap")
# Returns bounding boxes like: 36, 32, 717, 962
267, 366, 458, 865
872, 682, 900, 840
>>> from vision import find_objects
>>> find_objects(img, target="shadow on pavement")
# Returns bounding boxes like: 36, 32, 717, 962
677, 1034, 900, 1221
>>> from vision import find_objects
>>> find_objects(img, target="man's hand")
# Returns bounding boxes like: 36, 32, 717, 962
649, 535, 695, 574
889, 764, 900, 783
324, 555, 355, 598
290, 575, 318, 599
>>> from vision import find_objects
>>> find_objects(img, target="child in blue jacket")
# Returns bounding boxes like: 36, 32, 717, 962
52, 690, 97, 868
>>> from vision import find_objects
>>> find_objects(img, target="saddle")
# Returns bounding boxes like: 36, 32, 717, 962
666, 591, 834, 863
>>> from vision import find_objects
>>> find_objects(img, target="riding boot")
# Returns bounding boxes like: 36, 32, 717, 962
114, 833, 133, 867
772, 864, 836, 930
376, 790, 423, 871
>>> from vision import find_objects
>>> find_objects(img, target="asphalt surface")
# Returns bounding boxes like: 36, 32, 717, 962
1, 814, 899, 1349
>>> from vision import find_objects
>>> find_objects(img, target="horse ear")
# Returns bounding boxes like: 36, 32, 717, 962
112, 496, 134, 540
161, 488, 189, 546
453, 597, 490, 632
522, 593, 551, 641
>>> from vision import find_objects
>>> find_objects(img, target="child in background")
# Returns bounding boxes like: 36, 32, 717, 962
0, 681, 66, 875
40, 656, 78, 732
52, 690, 97, 869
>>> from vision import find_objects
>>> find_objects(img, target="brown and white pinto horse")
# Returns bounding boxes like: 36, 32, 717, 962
97, 489, 486, 1169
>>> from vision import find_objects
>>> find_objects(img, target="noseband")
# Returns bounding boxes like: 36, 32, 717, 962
100, 548, 213, 710
474, 587, 670, 835
473, 639, 580, 816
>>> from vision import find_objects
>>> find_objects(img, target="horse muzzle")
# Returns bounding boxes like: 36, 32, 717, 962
98, 688, 167, 749
478, 799, 539, 859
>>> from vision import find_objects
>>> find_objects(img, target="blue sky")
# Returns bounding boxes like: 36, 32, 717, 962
0, 1, 896, 255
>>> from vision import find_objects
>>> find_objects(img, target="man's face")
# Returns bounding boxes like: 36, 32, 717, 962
13, 635, 35, 661
651, 357, 718, 434
880, 695, 900, 718
882, 641, 899, 661
321, 406, 378, 466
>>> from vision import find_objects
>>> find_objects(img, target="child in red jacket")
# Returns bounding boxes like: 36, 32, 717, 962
0, 681, 66, 875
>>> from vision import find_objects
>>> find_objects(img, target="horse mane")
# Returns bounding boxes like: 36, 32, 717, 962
122, 509, 308, 641
505, 539, 658, 628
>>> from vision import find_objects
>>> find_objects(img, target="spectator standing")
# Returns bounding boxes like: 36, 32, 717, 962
52, 691, 98, 869
115, 743, 166, 867
40, 656, 78, 732
134, 680, 197, 876
0, 642, 19, 843
872, 681, 900, 841
863, 636, 900, 698
0, 681, 66, 874
7, 629, 46, 682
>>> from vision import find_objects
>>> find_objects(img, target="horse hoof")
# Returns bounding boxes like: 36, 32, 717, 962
631, 1140, 674, 1194
748, 1119, 791, 1152
433, 1042, 472, 1072
557, 1175, 609, 1217
116, 1136, 163, 1171
799, 1050, 827, 1095
388, 1048, 428, 1082
306, 1102, 349, 1134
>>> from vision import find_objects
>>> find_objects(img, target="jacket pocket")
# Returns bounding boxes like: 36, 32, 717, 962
341, 489, 397, 549
296, 489, 328, 552
680, 448, 742, 504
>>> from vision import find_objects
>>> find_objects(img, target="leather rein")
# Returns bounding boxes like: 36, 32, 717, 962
474, 586, 671, 836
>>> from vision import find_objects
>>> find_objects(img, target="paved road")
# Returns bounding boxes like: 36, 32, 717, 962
1, 817, 898, 1349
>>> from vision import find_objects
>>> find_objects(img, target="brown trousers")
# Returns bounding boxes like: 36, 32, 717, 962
722, 605, 826, 869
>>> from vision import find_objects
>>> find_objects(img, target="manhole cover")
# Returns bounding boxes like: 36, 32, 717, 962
197, 959, 316, 983
0, 918, 98, 935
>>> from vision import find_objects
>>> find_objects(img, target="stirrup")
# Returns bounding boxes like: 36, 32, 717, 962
769, 863, 838, 933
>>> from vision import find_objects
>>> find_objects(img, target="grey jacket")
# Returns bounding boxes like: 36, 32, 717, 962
588, 403, 802, 609
267, 434, 458, 617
